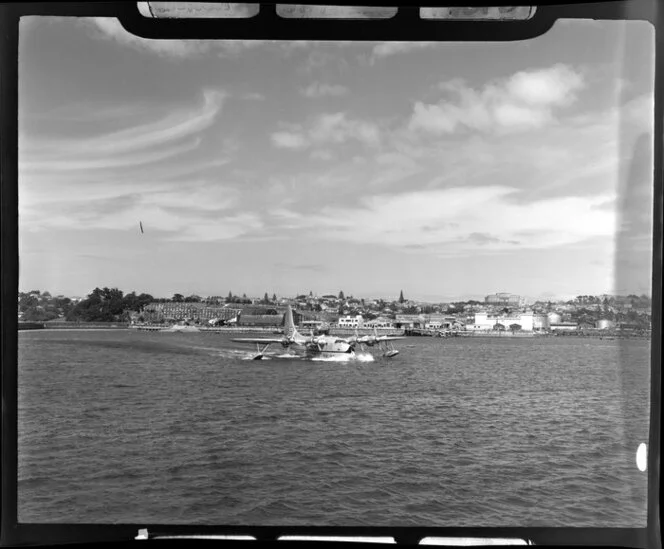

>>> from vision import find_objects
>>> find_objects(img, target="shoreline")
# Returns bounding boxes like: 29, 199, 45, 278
18, 324, 650, 340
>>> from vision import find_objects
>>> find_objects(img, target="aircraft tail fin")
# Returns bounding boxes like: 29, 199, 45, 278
284, 305, 298, 339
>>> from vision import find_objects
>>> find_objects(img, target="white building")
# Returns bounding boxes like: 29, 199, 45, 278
467, 311, 535, 331
596, 319, 616, 330
338, 315, 363, 328
532, 314, 549, 332
364, 317, 394, 329
550, 322, 578, 332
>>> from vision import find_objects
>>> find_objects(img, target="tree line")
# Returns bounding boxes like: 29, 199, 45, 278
19, 288, 155, 323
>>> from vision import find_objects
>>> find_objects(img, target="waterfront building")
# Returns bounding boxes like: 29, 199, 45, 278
533, 314, 549, 331
363, 317, 395, 329
468, 311, 535, 331
142, 302, 241, 323
394, 314, 425, 329
549, 322, 578, 332
547, 312, 562, 324
338, 315, 364, 328
596, 319, 617, 330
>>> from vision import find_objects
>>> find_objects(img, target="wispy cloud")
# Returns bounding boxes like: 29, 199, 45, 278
409, 64, 585, 135
272, 186, 617, 255
240, 92, 266, 101
22, 89, 225, 160
370, 42, 437, 62
271, 131, 309, 149
20, 177, 260, 243
271, 112, 381, 150
300, 82, 349, 98
21, 138, 201, 172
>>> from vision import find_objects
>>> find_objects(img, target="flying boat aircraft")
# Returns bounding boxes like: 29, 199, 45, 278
232, 306, 404, 360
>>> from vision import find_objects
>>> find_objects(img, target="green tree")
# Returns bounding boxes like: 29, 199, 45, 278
272, 293, 277, 302
338, 290, 345, 300
172, 293, 184, 302
67, 287, 125, 322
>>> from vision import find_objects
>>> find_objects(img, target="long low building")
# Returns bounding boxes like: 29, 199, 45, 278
142, 302, 241, 323
467, 312, 545, 332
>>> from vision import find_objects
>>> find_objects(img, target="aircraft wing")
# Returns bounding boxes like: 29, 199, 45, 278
232, 337, 286, 344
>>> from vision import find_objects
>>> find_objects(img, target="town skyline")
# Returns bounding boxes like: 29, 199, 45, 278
18, 17, 654, 301
18, 286, 651, 306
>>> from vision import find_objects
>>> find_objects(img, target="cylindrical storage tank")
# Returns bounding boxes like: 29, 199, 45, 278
533, 314, 550, 330
596, 319, 616, 330
547, 312, 562, 324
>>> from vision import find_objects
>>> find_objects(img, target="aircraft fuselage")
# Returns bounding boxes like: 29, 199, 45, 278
303, 336, 354, 357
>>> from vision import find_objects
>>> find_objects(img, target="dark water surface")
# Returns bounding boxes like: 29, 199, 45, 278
18, 330, 650, 526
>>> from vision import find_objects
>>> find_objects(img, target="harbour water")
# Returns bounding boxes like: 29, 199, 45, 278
18, 330, 650, 526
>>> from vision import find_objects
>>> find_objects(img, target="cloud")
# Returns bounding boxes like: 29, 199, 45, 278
370, 42, 437, 62
310, 149, 335, 161
506, 65, 583, 106
270, 131, 309, 149
271, 112, 381, 150
274, 262, 325, 272
409, 64, 585, 135
23, 89, 225, 159
20, 138, 201, 172
300, 82, 349, 98
274, 186, 617, 255
20, 176, 261, 242
240, 92, 266, 101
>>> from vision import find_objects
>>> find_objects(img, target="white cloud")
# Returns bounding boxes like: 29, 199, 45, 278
20, 176, 261, 242
409, 64, 585, 135
271, 112, 381, 150
506, 64, 584, 106
300, 82, 349, 98
241, 92, 266, 101
310, 149, 334, 161
20, 137, 202, 172
23, 89, 225, 159
310, 112, 381, 147
280, 186, 617, 254
370, 42, 437, 62
271, 131, 309, 149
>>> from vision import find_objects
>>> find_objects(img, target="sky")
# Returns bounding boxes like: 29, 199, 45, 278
18, 9, 655, 302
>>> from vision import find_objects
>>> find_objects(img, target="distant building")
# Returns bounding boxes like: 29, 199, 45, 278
484, 293, 523, 307
364, 317, 394, 329
596, 319, 616, 330
142, 302, 240, 323
549, 322, 578, 332
547, 312, 562, 325
394, 314, 425, 329
468, 311, 535, 331
532, 314, 549, 331
338, 315, 363, 328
